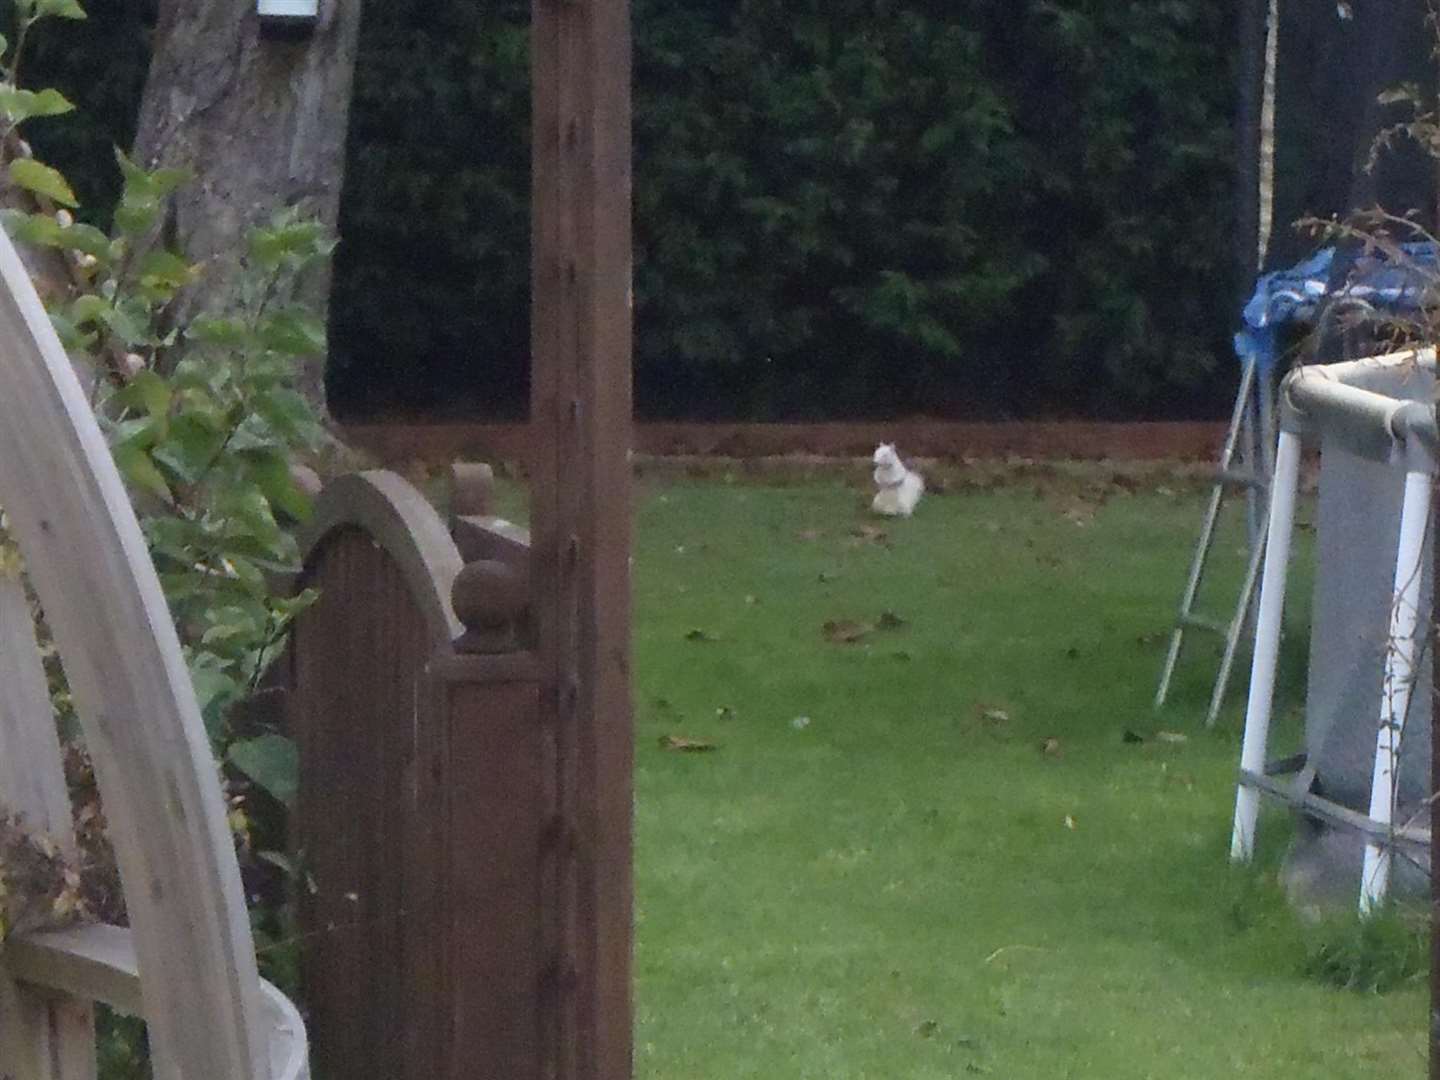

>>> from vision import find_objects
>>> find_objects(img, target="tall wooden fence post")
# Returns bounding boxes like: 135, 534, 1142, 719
531, 0, 634, 1077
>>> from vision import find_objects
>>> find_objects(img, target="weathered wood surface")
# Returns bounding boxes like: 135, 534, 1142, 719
0, 577, 95, 1080
7, 925, 308, 1080
0, 225, 300, 1079
289, 526, 437, 1080
531, 0, 635, 1075
291, 470, 551, 1080
0, 576, 74, 849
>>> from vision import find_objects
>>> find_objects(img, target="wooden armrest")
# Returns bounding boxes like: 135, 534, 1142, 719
6, 923, 309, 1080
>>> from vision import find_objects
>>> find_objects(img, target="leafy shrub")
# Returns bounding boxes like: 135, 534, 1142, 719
0, 0, 324, 1001
329, 0, 1241, 421
23, 0, 1241, 420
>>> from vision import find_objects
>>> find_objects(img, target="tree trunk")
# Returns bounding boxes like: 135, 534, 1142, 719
132, 0, 364, 422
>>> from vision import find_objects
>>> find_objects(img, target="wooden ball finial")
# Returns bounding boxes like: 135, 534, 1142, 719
452, 559, 528, 653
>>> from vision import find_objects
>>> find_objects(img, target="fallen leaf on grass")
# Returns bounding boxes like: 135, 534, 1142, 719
658, 735, 718, 752
1041, 737, 1062, 757
846, 525, 891, 548
823, 619, 873, 644
1063, 814, 1077, 830
977, 705, 1010, 725
791, 715, 812, 730
684, 628, 718, 643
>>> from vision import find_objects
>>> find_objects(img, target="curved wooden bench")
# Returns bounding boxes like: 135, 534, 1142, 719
0, 225, 307, 1079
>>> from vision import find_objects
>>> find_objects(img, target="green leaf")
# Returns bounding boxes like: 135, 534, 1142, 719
113, 199, 159, 236
100, 301, 151, 347
112, 368, 170, 419
150, 413, 226, 484
252, 387, 320, 444
9, 158, 78, 207
0, 85, 75, 125
67, 293, 108, 327
114, 148, 190, 201
186, 315, 248, 348
48, 309, 93, 351
245, 450, 313, 523
33, 0, 87, 19
270, 588, 319, 621
257, 307, 326, 357
111, 442, 172, 502
57, 221, 110, 259
227, 734, 299, 807
187, 662, 239, 720
1, 207, 62, 246
136, 249, 195, 291
248, 216, 330, 270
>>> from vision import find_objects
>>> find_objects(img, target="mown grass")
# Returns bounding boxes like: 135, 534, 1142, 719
628, 468, 1425, 1079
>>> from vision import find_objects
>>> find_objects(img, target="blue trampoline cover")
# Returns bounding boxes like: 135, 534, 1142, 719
1235, 241, 1439, 371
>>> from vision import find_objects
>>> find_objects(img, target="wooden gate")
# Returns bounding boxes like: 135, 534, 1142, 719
286, 468, 558, 1080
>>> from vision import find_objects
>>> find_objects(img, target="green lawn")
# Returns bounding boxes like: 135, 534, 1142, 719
628, 469, 1425, 1079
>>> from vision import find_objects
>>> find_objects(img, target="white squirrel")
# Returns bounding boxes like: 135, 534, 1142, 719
871, 443, 925, 517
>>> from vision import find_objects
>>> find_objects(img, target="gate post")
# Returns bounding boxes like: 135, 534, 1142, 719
414, 560, 544, 1080
531, 0, 634, 1077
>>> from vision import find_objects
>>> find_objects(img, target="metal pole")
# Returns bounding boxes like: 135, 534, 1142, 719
1156, 356, 1259, 709
1359, 468, 1432, 915
1206, 501, 1269, 728
1232, 429, 1302, 861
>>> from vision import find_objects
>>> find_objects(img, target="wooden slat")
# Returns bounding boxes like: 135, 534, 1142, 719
0, 575, 97, 1080
531, 2, 634, 1077
290, 476, 466, 1080
291, 536, 411, 1080
0, 225, 273, 1079
0, 576, 74, 845
0, 976, 94, 1080
442, 678, 545, 1080
6, 924, 308, 1080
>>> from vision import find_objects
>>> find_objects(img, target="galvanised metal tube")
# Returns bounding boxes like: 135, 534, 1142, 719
1285, 370, 1405, 462
1232, 429, 1303, 862
1360, 467, 1433, 915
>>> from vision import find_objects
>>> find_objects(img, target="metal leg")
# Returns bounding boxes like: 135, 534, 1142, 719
1206, 499, 1269, 728
1155, 357, 1259, 710
1359, 468, 1432, 915
1232, 429, 1302, 862
1243, 383, 1263, 555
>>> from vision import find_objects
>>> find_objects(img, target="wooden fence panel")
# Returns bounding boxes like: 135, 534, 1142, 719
288, 527, 431, 1080
290, 470, 552, 1080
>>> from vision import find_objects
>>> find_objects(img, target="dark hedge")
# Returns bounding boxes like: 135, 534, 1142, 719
28, 1, 1242, 421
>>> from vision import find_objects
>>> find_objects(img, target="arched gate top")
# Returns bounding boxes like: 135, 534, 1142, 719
299, 469, 466, 648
